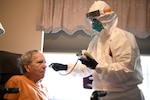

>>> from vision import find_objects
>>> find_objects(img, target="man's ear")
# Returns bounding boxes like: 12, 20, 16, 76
24, 65, 30, 72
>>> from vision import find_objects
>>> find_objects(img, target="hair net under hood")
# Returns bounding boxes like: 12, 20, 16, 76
88, 0, 118, 34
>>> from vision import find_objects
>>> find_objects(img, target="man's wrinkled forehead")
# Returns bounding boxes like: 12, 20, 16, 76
86, 10, 100, 19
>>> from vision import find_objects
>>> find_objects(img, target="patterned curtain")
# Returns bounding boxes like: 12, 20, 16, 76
36, 0, 150, 38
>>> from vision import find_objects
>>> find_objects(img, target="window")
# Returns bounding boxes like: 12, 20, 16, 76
138, 55, 150, 100
43, 30, 92, 53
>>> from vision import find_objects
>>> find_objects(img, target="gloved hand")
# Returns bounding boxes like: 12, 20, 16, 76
79, 55, 98, 69
83, 75, 93, 89
49, 63, 67, 71
90, 91, 107, 100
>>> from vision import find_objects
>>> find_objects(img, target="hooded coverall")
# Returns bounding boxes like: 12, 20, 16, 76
67, 1, 145, 100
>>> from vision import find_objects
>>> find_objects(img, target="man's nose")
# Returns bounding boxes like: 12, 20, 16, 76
42, 62, 47, 68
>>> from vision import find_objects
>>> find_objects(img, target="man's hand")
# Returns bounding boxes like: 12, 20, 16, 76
49, 63, 67, 71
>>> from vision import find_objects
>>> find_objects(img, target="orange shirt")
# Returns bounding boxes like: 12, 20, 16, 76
4, 75, 49, 100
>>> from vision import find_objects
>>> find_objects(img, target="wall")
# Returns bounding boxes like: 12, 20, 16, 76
0, 0, 42, 54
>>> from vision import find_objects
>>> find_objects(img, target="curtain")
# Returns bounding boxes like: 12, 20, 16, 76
36, 0, 150, 38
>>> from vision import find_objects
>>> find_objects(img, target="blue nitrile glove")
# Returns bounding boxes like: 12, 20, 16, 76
49, 63, 67, 71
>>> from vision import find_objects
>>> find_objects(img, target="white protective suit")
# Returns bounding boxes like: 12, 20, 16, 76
67, 1, 145, 100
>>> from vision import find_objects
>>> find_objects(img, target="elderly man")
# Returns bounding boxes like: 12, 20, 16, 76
4, 50, 49, 100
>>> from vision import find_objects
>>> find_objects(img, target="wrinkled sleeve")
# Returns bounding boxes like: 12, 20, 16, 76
67, 63, 92, 77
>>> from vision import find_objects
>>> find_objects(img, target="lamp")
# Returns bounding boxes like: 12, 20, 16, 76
0, 22, 5, 36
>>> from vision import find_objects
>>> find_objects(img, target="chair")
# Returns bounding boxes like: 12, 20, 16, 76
0, 51, 23, 100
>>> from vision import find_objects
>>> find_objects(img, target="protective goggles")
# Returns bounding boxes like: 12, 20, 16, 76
86, 9, 112, 19
86, 10, 100, 19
